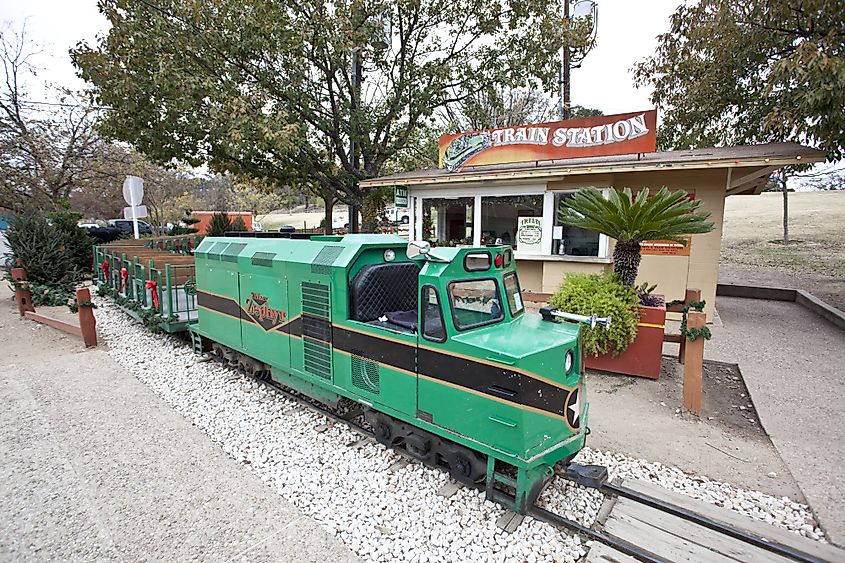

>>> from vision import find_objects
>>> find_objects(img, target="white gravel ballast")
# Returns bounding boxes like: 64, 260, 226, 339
93, 297, 826, 562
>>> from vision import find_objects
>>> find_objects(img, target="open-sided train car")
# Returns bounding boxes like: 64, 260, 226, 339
189, 233, 590, 512
94, 235, 201, 332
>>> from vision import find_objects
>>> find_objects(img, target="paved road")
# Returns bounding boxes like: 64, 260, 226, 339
0, 292, 358, 562
709, 296, 845, 547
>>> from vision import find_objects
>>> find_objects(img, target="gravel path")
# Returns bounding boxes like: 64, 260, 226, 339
0, 295, 357, 562
92, 295, 829, 562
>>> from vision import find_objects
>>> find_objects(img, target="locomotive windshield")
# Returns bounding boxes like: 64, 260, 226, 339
448, 278, 504, 330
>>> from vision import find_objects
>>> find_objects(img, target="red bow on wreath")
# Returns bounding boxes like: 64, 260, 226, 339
145, 280, 159, 309
120, 268, 128, 292
101, 259, 110, 281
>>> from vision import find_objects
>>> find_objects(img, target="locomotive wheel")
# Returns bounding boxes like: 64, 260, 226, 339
374, 421, 393, 445
447, 451, 486, 485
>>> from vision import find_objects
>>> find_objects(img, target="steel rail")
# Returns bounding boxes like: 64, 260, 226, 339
256, 375, 667, 562
600, 482, 826, 563
209, 357, 823, 563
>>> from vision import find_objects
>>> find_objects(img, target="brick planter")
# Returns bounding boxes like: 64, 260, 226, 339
584, 302, 667, 379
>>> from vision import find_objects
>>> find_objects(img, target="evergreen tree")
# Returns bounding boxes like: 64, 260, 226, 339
230, 215, 248, 232
206, 212, 231, 237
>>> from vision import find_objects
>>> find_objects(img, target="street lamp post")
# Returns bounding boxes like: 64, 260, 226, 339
559, 0, 598, 121
349, 49, 363, 233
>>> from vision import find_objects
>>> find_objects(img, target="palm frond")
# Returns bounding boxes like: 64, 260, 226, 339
559, 186, 714, 244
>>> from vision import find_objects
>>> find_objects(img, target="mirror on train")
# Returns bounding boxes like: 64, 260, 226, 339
406, 240, 431, 260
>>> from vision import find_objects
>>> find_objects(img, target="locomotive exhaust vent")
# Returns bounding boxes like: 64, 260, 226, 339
351, 350, 380, 395
302, 281, 332, 380
220, 243, 247, 263
206, 241, 229, 260
311, 246, 343, 275
251, 252, 276, 267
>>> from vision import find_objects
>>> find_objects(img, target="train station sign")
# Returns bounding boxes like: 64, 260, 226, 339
438, 110, 657, 172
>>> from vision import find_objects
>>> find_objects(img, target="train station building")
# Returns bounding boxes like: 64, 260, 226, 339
360, 111, 825, 319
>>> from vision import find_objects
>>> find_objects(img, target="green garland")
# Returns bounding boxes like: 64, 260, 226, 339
677, 299, 712, 342
97, 285, 176, 333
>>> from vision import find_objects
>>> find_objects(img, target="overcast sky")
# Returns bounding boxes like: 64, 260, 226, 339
1, 0, 681, 111
1, 0, 838, 184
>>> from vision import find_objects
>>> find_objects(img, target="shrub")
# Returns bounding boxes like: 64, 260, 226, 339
549, 272, 639, 357
230, 215, 248, 231
207, 211, 231, 236
4, 213, 78, 306
48, 210, 95, 274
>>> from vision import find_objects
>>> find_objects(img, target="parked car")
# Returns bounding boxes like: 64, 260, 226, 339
384, 206, 410, 224
108, 219, 153, 235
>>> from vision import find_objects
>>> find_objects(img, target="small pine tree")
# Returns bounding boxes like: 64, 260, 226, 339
207, 211, 232, 236
230, 215, 248, 231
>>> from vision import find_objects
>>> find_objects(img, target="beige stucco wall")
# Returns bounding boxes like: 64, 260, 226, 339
541, 168, 729, 320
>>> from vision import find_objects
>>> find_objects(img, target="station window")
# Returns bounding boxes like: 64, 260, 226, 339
421, 285, 446, 342
422, 197, 474, 246
480, 195, 543, 249
553, 192, 603, 257
448, 278, 504, 330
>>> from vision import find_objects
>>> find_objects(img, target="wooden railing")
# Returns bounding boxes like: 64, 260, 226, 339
11, 266, 97, 348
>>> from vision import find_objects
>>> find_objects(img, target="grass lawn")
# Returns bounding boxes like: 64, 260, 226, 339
721, 191, 845, 279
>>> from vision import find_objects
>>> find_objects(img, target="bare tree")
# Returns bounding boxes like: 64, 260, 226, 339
0, 24, 115, 211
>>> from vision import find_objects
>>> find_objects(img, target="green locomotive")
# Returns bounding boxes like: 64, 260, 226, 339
189, 233, 592, 512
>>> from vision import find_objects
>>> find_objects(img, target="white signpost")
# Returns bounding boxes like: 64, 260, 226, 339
122, 176, 146, 239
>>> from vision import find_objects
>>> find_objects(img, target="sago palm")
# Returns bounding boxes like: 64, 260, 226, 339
558, 187, 714, 287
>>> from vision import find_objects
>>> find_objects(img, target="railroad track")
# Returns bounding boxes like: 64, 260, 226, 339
246, 373, 829, 563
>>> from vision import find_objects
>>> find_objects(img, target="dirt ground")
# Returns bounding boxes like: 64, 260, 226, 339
721, 191, 845, 286
585, 357, 802, 499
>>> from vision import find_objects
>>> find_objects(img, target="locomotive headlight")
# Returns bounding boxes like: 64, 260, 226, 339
383, 249, 396, 262
564, 349, 574, 374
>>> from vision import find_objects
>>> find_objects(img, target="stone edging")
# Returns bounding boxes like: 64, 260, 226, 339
716, 284, 845, 332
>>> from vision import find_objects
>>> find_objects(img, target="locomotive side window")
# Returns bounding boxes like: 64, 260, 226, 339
464, 252, 491, 272
503, 272, 524, 316
448, 278, 504, 331
421, 285, 446, 342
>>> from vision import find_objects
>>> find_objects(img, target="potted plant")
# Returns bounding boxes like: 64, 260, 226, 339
556, 187, 714, 378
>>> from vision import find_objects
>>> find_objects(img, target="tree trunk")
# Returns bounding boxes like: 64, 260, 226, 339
612, 240, 642, 287
782, 171, 789, 244
323, 197, 333, 235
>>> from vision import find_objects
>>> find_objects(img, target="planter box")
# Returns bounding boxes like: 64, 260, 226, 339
584, 302, 667, 379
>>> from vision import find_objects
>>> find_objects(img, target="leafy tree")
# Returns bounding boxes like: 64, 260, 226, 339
558, 187, 714, 287
206, 211, 232, 236
230, 215, 248, 232
72, 0, 591, 232
633, 0, 845, 159
802, 170, 845, 191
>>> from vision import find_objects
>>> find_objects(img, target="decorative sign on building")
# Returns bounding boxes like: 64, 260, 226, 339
438, 110, 657, 172
640, 237, 692, 256
516, 216, 543, 254
394, 186, 408, 207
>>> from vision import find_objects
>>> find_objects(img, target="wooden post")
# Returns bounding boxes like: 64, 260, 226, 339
678, 288, 702, 364
11, 267, 35, 316
682, 311, 706, 415
76, 288, 97, 348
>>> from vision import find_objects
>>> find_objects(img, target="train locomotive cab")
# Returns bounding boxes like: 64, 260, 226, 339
341, 239, 588, 511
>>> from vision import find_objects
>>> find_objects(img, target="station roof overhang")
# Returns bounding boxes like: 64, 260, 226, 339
361, 142, 826, 196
